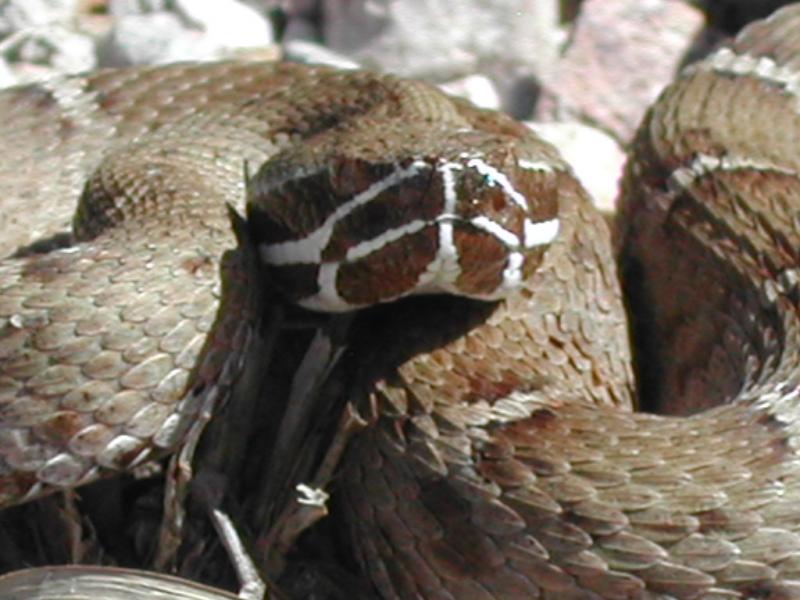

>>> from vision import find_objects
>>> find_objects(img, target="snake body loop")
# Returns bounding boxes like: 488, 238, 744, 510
3, 5, 800, 599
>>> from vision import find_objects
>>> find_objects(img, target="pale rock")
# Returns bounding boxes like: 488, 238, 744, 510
14, 25, 95, 74
440, 75, 501, 111
109, 0, 169, 15
0, 0, 78, 32
320, 0, 563, 116
100, 11, 187, 66
322, 0, 557, 79
101, 0, 274, 66
537, 0, 704, 143
0, 0, 95, 83
283, 39, 359, 69
528, 121, 626, 215
0, 57, 16, 87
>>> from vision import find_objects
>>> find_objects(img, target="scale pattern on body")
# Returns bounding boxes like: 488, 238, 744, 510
2, 5, 800, 599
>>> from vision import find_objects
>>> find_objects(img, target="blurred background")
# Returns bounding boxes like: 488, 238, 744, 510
0, 0, 795, 214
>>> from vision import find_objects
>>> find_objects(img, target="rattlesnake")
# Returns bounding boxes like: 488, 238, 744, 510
2, 5, 800, 600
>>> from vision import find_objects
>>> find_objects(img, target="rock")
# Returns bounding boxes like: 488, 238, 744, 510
536, 0, 704, 144
440, 74, 502, 111
320, 0, 563, 118
0, 58, 15, 87
282, 39, 359, 70
100, 0, 275, 66
0, 0, 78, 33
280, 0, 322, 42
0, 0, 95, 83
528, 121, 626, 215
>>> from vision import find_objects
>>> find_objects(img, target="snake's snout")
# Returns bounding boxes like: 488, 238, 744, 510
247, 147, 561, 313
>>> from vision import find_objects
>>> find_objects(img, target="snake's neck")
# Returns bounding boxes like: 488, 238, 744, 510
345, 173, 636, 423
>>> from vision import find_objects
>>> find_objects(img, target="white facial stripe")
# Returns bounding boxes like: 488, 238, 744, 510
502, 252, 524, 290
259, 160, 428, 266
471, 215, 560, 251
300, 262, 351, 312
470, 215, 520, 247
523, 218, 560, 247
423, 162, 462, 289
517, 159, 553, 172
466, 158, 529, 210
345, 219, 428, 261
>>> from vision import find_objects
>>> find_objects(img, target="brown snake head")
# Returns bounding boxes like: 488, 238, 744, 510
247, 129, 561, 312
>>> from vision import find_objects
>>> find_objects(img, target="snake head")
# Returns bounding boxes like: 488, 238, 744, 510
247, 135, 561, 313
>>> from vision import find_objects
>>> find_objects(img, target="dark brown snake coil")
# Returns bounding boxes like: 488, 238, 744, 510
3, 6, 800, 600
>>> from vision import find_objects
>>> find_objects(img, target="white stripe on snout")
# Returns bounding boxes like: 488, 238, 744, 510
300, 262, 352, 312
523, 218, 560, 247
517, 159, 553, 172
470, 215, 520, 247
259, 160, 428, 266
470, 215, 559, 250
466, 158, 529, 210
345, 219, 428, 261
421, 162, 462, 286
503, 251, 524, 289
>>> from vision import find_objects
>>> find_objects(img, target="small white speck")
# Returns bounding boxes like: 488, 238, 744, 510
296, 483, 329, 506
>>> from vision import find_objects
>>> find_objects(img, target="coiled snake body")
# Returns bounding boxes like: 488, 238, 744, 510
3, 6, 800, 599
